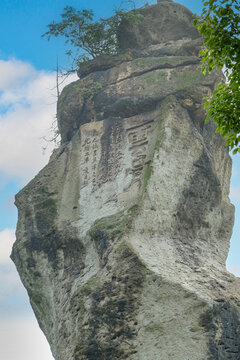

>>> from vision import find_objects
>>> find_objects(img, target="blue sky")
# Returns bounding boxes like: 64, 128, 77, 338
0, 0, 239, 359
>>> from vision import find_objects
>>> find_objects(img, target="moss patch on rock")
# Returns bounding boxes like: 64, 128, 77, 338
89, 205, 139, 241
132, 55, 197, 71
88, 206, 139, 266
172, 69, 204, 90
144, 70, 167, 86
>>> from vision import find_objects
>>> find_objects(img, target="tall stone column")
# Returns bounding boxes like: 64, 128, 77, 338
12, 2, 240, 359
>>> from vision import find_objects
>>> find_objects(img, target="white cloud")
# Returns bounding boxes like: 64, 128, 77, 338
0, 228, 15, 265
0, 264, 22, 297
0, 58, 77, 184
0, 228, 28, 310
0, 58, 35, 90
0, 227, 53, 360
0, 316, 54, 360
0, 59, 77, 360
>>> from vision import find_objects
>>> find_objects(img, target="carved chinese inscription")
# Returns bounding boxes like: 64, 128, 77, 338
97, 118, 124, 187
80, 118, 154, 192
80, 123, 103, 190
126, 119, 154, 179
80, 119, 124, 191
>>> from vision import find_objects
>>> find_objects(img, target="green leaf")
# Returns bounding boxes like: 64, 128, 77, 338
193, 18, 198, 26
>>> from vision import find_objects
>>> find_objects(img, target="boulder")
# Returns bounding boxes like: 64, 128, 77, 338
12, 2, 240, 359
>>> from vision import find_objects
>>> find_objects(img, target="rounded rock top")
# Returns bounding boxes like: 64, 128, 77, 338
118, 1, 200, 51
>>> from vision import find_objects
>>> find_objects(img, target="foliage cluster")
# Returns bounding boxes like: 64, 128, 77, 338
42, 6, 143, 72
194, 0, 240, 153
42, 3, 144, 144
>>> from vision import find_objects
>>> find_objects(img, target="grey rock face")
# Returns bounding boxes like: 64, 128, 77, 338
117, 1, 199, 51
12, 2, 240, 360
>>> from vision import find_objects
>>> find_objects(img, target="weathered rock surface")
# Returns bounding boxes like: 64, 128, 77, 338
12, 2, 240, 360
